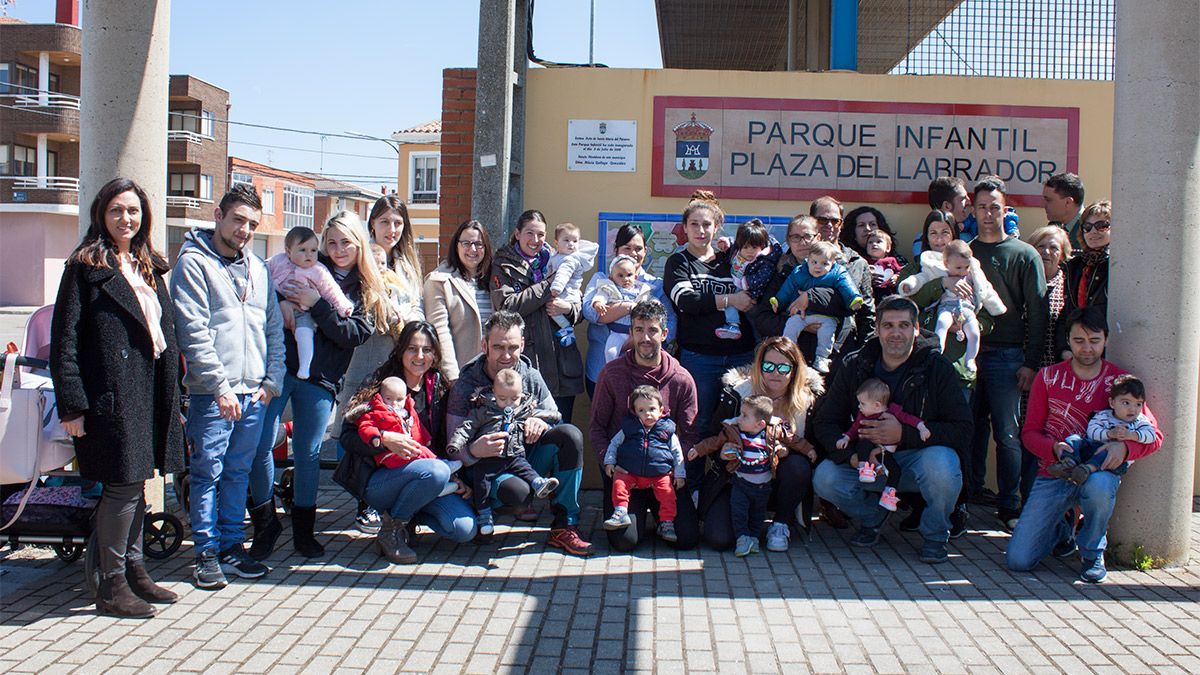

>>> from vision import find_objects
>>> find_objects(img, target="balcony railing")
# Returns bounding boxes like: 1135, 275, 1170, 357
2, 176, 80, 191
167, 130, 207, 145
6, 93, 81, 111
166, 195, 211, 209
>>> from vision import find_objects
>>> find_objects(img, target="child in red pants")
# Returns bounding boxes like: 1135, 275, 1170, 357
601, 386, 686, 542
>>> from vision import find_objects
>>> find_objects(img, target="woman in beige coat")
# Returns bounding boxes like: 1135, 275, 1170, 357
422, 220, 494, 381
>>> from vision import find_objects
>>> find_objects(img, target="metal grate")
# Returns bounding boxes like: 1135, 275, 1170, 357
888, 0, 1115, 80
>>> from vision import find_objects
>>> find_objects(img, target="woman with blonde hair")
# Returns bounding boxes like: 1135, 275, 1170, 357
250, 210, 381, 559
697, 336, 822, 551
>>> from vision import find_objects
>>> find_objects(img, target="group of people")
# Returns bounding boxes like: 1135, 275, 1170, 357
45, 168, 1157, 620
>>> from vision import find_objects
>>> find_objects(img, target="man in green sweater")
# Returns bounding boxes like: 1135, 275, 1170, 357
968, 176, 1049, 531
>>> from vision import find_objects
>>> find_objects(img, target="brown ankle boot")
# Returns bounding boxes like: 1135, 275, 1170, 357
376, 514, 417, 564
125, 563, 179, 604
98, 574, 156, 618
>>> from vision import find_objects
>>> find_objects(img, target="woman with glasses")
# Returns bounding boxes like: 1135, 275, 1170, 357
695, 337, 823, 551
423, 219, 495, 381
1061, 201, 1111, 339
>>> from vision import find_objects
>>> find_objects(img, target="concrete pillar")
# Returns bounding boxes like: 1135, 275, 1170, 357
79, 0, 170, 255
79, 0, 172, 509
472, 0, 527, 244
1105, 0, 1199, 566
38, 52, 50, 106
36, 134, 48, 188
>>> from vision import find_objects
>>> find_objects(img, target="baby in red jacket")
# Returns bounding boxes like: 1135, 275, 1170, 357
357, 378, 461, 493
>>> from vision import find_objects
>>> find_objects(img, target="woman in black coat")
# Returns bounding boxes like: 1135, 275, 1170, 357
50, 178, 184, 618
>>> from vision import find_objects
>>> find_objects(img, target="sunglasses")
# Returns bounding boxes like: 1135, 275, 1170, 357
760, 360, 794, 375
1082, 220, 1110, 233
814, 216, 842, 227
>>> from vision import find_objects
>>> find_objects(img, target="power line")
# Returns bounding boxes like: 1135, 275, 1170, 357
229, 138, 397, 161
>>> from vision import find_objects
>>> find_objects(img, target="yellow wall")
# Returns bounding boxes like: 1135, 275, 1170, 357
523, 68, 1115, 249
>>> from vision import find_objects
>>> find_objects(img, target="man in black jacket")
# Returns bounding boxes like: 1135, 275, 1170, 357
812, 296, 973, 563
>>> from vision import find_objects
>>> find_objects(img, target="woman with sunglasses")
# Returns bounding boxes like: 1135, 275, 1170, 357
1060, 201, 1111, 349
695, 337, 823, 551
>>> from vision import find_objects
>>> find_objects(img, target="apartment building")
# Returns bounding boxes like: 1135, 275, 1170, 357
393, 120, 442, 273
0, 11, 229, 305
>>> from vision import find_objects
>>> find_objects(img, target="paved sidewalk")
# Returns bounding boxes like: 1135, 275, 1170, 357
2, 487, 1199, 674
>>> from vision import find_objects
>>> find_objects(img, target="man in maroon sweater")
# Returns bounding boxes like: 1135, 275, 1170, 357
590, 300, 699, 551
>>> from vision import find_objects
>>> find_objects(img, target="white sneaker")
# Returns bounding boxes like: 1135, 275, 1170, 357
766, 522, 790, 552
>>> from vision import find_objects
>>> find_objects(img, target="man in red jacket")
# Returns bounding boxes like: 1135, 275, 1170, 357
1008, 307, 1162, 582
590, 300, 699, 551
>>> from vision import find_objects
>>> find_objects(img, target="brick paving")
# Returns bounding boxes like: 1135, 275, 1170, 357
2, 486, 1199, 674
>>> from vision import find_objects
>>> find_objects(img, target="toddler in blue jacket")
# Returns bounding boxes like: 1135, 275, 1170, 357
769, 240, 864, 372
602, 386, 686, 543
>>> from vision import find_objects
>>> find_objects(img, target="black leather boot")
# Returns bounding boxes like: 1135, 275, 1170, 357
290, 506, 325, 558
248, 499, 283, 561
124, 563, 178, 604
98, 573, 156, 618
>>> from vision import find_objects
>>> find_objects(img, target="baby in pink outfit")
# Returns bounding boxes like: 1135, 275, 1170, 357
266, 226, 354, 379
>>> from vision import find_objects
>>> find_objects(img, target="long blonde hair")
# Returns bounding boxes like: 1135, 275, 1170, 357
749, 337, 819, 427
323, 210, 392, 333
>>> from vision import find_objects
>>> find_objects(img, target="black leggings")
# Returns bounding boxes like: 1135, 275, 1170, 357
701, 454, 814, 551
95, 481, 145, 577
601, 473, 699, 552
471, 455, 541, 512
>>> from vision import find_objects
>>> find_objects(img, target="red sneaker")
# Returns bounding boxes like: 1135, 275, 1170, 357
547, 526, 593, 557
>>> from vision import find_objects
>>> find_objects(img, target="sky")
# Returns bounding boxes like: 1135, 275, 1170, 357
5, 0, 664, 190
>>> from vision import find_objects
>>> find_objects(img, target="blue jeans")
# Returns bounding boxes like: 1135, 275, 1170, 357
250, 374, 334, 509
730, 476, 771, 539
970, 347, 1026, 512
1007, 471, 1121, 570
1061, 435, 1129, 476
680, 349, 753, 489
187, 393, 268, 554
813, 446, 962, 543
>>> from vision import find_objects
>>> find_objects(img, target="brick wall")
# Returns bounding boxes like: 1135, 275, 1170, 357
438, 68, 477, 241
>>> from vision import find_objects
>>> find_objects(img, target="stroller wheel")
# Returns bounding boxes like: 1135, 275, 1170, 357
53, 543, 84, 563
84, 531, 100, 597
276, 468, 295, 515
143, 513, 184, 560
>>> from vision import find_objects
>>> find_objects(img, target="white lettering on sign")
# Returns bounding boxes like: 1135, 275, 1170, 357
652, 97, 1078, 206
568, 119, 637, 172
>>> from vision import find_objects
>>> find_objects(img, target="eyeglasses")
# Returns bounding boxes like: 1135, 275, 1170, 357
760, 360, 793, 375
1081, 220, 1110, 233
814, 216, 842, 227
458, 240, 486, 250
787, 233, 817, 244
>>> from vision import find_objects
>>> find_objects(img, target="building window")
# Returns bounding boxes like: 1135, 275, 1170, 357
0, 65, 8, 95
169, 173, 198, 197
12, 145, 35, 176
230, 171, 254, 189
0, 145, 8, 174
262, 188, 275, 215
283, 184, 314, 230
12, 63, 36, 96
200, 110, 216, 138
47, 150, 57, 177
411, 154, 439, 204
48, 72, 59, 93
200, 174, 213, 200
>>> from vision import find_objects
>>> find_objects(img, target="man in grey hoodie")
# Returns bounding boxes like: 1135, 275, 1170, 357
171, 184, 285, 590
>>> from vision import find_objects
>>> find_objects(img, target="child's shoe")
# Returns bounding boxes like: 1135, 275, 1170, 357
1046, 451, 1077, 481
714, 323, 743, 340
879, 487, 900, 512
1069, 463, 1096, 486
296, 367, 310, 380
765, 522, 790, 552
734, 534, 759, 557
849, 296, 864, 311
657, 520, 677, 542
857, 461, 877, 483
532, 476, 560, 499
813, 357, 831, 373
603, 507, 632, 530
554, 326, 576, 346
477, 510, 495, 536
964, 358, 978, 373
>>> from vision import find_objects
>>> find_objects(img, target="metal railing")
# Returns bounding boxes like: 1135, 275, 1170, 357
166, 195, 210, 209
2, 176, 80, 191
167, 129, 207, 145
6, 92, 82, 110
